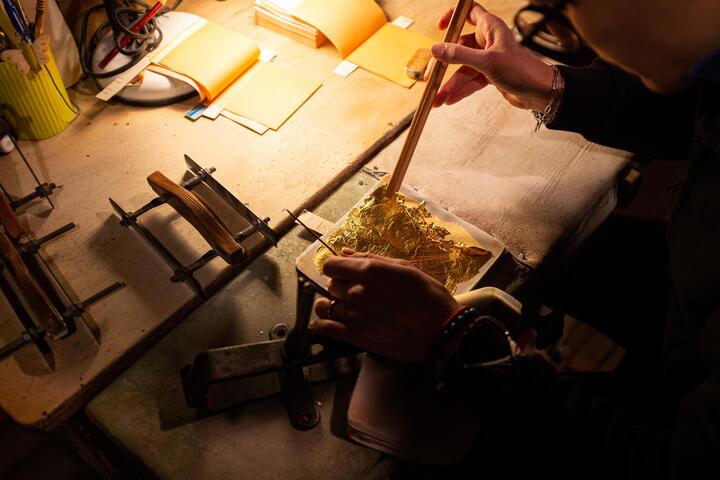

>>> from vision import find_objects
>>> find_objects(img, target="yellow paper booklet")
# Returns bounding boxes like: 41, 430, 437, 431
273, 0, 434, 87
155, 21, 321, 130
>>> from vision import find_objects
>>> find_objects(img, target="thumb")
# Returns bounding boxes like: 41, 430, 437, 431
431, 42, 490, 72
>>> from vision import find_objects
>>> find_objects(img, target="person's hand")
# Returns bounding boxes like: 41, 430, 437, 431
311, 249, 461, 363
432, 3, 554, 111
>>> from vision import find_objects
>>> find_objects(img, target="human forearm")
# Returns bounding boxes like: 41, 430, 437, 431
549, 60, 698, 160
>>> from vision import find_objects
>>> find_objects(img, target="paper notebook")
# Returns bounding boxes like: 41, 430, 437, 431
154, 21, 321, 131
254, 0, 327, 48
259, 0, 434, 87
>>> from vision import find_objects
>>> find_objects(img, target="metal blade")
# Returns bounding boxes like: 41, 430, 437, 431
184, 155, 279, 246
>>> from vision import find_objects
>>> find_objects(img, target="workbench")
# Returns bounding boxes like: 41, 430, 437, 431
0, 0, 633, 477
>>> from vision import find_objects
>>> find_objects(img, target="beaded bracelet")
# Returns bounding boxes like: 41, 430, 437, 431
435, 306, 481, 352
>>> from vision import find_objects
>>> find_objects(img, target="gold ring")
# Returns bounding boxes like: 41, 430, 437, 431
328, 299, 337, 319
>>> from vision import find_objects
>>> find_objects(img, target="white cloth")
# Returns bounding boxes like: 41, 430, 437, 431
368, 87, 631, 270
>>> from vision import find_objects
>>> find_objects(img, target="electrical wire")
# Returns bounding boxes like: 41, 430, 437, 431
80, 0, 183, 79
43, 64, 80, 115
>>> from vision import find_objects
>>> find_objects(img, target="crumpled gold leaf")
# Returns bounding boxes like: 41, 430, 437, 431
313, 185, 490, 294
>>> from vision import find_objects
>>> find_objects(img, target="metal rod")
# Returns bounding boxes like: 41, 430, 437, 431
386, 0, 474, 195
8, 136, 55, 209
31, 223, 75, 248
110, 197, 204, 296
120, 171, 214, 226
284, 209, 337, 256
74, 281, 125, 312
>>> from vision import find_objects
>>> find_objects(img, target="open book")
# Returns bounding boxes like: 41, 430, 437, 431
254, 0, 434, 87
153, 21, 322, 131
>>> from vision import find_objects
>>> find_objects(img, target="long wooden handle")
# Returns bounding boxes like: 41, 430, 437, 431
0, 193, 23, 240
0, 231, 67, 338
147, 171, 246, 264
34, 0, 48, 37
386, 0, 474, 195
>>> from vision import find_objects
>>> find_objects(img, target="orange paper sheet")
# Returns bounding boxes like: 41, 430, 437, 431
292, 0, 386, 57
215, 62, 321, 130
157, 22, 260, 100
289, 0, 433, 87
347, 23, 434, 88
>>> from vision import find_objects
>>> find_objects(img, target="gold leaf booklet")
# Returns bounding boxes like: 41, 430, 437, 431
254, 0, 435, 87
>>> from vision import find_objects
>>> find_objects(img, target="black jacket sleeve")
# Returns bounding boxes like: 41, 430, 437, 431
548, 60, 698, 160
445, 349, 720, 479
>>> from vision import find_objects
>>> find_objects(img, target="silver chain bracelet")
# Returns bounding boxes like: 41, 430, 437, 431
533, 64, 565, 131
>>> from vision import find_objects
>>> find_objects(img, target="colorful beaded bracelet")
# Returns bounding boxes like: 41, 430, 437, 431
435, 306, 481, 351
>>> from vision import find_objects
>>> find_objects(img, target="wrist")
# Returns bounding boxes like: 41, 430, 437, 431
533, 65, 564, 130
526, 63, 556, 112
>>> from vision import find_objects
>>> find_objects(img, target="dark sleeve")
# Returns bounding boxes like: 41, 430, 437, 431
444, 353, 719, 479
672, 309, 720, 478
548, 59, 699, 160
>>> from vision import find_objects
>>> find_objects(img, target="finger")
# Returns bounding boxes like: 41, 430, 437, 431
434, 65, 483, 107
322, 252, 415, 281
438, 2, 486, 30
468, 3, 489, 26
431, 43, 490, 71
327, 278, 355, 302
444, 76, 490, 105
314, 297, 334, 318
437, 7, 453, 30
458, 32, 479, 49
342, 250, 411, 266
314, 298, 360, 324
309, 319, 353, 343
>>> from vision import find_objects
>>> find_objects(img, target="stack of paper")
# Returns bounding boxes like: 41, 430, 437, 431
153, 21, 322, 132
253, 0, 434, 87
254, 0, 326, 48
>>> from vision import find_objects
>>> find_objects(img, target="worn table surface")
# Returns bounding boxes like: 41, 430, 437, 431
84, 75, 632, 480
0, 0, 509, 430
84, 170, 531, 480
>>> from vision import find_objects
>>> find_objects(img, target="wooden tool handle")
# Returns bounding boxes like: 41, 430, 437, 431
0, 193, 23, 240
387, 0, 474, 195
147, 171, 246, 264
0, 231, 67, 338
34, 0, 48, 37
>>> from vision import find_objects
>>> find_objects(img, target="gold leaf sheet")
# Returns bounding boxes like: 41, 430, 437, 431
313, 185, 490, 294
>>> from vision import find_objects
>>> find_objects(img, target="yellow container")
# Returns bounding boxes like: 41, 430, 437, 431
0, 53, 78, 140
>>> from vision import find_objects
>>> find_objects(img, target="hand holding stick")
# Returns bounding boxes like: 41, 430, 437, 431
386, 0, 474, 195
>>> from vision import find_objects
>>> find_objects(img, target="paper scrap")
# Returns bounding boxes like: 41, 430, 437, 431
333, 60, 358, 77
186, 103, 206, 120
391, 16, 414, 29
260, 49, 278, 62
298, 210, 335, 236
202, 103, 223, 120
221, 110, 270, 135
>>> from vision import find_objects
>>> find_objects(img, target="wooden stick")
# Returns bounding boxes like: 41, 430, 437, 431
34, 0, 47, 38
386, 0, 474, 195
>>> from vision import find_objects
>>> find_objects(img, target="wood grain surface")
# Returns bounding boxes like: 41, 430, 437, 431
147, 171, 245, 265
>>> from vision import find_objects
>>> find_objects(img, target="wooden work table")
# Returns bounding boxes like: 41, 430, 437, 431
1, 1, 632, 477
1, 0, 494, 431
